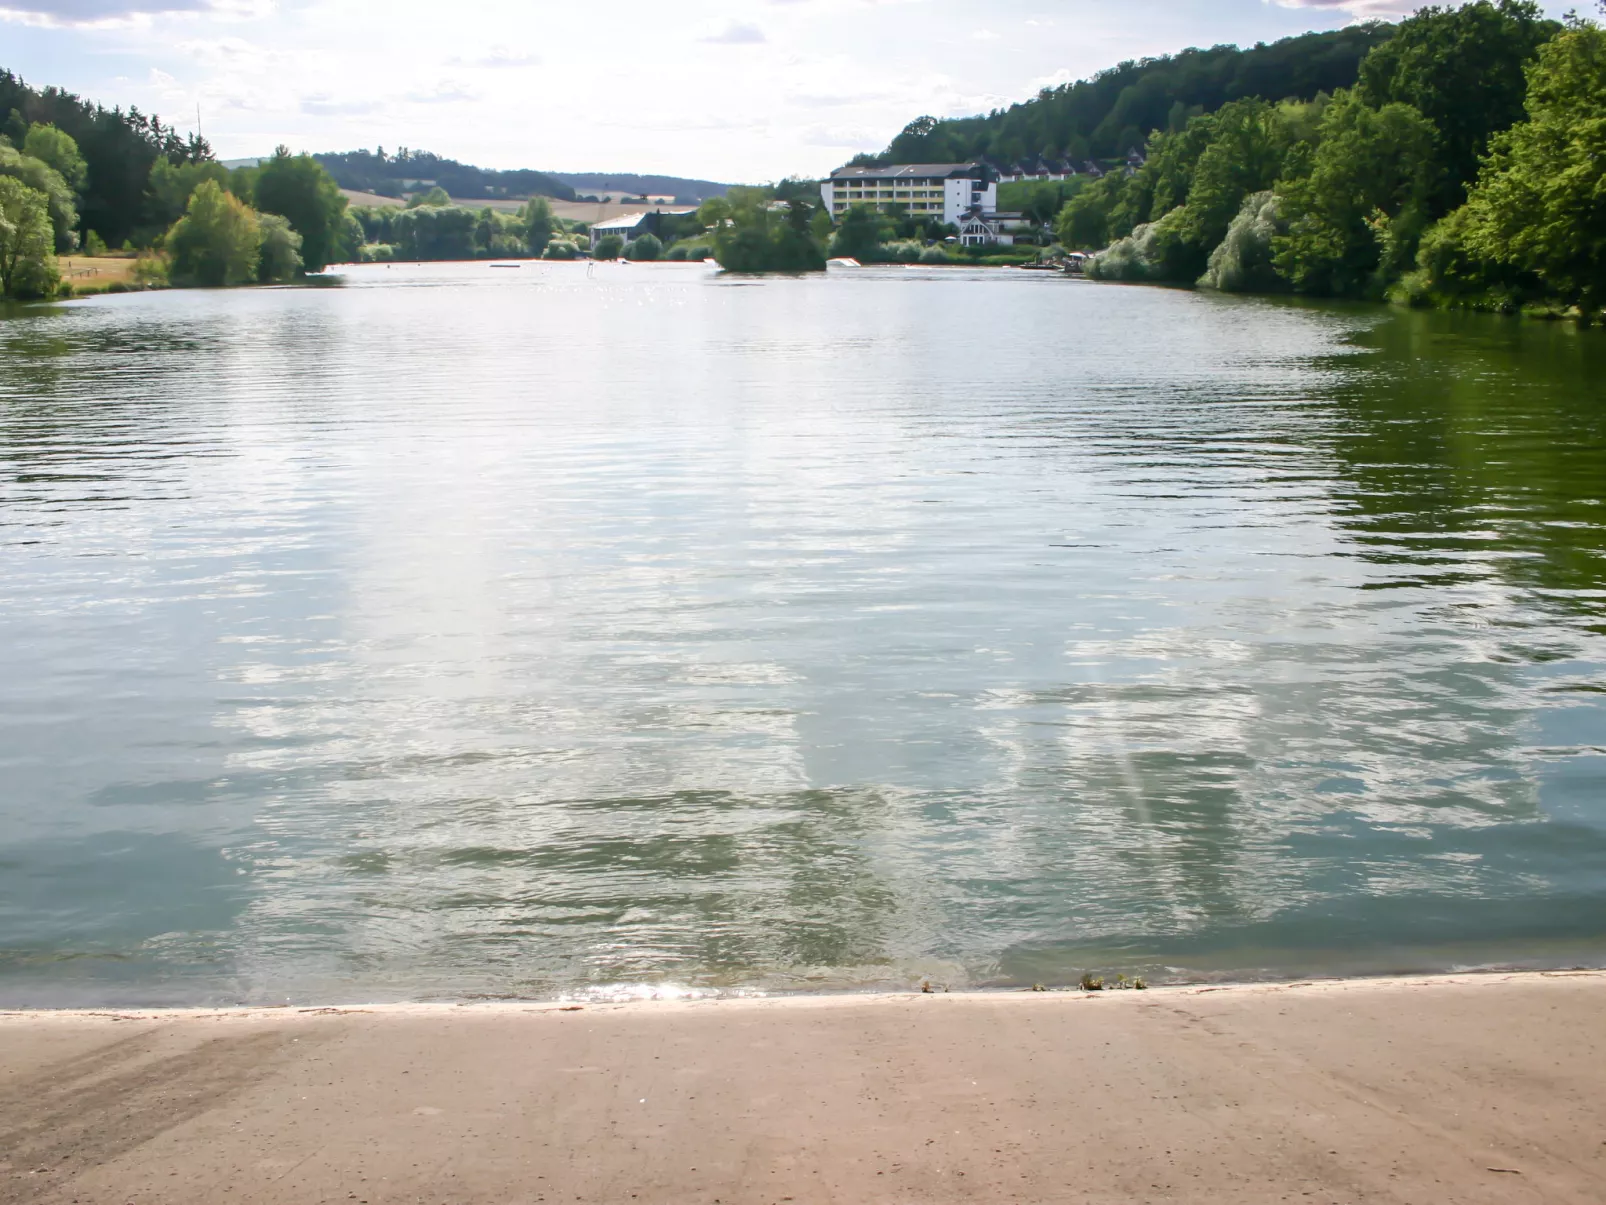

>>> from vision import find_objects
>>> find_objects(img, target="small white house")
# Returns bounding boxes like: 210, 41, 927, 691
958, 211, 1014, 247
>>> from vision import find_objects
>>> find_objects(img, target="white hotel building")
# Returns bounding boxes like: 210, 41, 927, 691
820, 163, 999, 229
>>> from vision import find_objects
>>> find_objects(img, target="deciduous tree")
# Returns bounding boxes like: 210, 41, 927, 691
0, 175, 59, 298
253, 147, 349, 272
166, 179, 260, 286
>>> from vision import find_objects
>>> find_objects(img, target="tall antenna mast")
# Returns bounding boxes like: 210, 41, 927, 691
196, 103, 202, 141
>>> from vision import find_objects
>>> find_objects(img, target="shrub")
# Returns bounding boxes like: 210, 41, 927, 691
257, 213, 304, 283
1392, 205, 1538, 312
624, 233, 662, 261
359, 243, 396, 263
1199, 191, 1286, 292
1088, 207, 1193, 282
544, 239, 582, 260
593, 233, 624, 260
131, 252, 170, 289
918, 244, 951, 265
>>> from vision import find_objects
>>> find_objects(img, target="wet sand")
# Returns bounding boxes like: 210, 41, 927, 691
1, 972, 1602, 1204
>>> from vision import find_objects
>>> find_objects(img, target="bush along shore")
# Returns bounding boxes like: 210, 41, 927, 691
1056, 2, 1606, 322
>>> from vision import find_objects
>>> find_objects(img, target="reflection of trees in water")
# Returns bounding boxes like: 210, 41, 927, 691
0, 300, 350, 517
1319, 309, 1606, 633
979, 308, 1606, 979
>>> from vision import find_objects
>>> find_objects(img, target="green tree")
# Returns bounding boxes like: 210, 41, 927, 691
256, 212, 304, 283
714, 193, 825, 272
0, 175, 59, 298
253, 147, 348, 272
828, 202, 887, 261
22, 124, 86, 191
1056, 172, 1125, 249
1445, 21, 1606, 316
1198, 191, 1287, 292
523, 196, 555, 255
407, 186, 451, 208
1177, 98, 1288, 261
888, 114, 959, 163
1087, 206, 1194, 281
0, 143, 77, 251
391, 204, 477, 260
593, 232, 624, 260
1358, 0, 1558, 211
148, 158, 233, 227
1273, 91, 1440, 297
624, 232, 662, 261
166, 178, 261, 286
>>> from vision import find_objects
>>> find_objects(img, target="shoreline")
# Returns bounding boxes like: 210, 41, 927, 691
3, 968, 1601, 1203
2, 965, 1603, 1021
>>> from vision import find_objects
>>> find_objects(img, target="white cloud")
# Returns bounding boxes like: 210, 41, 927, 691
300, 93, 378, 118
449, 46, 538, 68
0, 0, 267, 28
1269, 0, 1447, 16
404, 80, 480, 105
700, 20, 766, 44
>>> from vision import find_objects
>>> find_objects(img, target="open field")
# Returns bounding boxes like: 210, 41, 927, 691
2, 972, 1602, 1204
56, 256, 138, 292
340, 189, 528, 213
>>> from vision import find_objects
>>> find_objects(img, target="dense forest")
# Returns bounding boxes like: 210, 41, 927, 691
876, 25, 1395, 166
1047, 1, 1605, 319
0, 69, 211, 248
314, 148, 574, 202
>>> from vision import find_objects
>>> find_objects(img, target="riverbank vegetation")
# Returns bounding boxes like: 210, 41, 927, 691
347, 193, 582, 262
1047, 2, 1603, 319
1, 63, 365, 299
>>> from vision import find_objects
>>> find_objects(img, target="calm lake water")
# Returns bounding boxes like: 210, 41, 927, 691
1, 261, 1603, 1005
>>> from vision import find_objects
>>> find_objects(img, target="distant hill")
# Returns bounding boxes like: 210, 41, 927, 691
314, 149, 576, 202
551, 173, 732, 203
874, 24, 1394, 167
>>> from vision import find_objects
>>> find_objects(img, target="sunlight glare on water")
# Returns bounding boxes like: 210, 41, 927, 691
1, 261, 1603, 1005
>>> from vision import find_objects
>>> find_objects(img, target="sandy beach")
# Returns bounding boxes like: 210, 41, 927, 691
1, 972, 1602, 1204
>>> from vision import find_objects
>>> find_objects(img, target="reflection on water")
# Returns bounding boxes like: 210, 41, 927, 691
0, 263, 1602, 1005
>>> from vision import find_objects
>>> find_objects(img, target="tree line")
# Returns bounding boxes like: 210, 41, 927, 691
1054, 2, 1604, 319
876, 25, 1393, 169
315, 148, 575, 203
0, 115, 357, 297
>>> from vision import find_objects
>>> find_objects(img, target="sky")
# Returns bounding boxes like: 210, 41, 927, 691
0, 0, 1578, 183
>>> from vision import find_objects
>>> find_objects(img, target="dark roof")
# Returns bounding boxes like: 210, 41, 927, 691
830, 162, 986, 182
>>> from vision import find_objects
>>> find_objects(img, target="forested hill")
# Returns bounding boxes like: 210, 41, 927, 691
314, 149, 575, 202
550, 173, 731, 203
1, 68, 210, 247
880, 24, 1395, 164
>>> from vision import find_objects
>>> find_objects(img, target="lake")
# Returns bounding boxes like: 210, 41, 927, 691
1, 261, 1603, 1006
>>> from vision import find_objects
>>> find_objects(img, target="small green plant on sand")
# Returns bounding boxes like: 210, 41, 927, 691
1080, 973, 1104, 992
